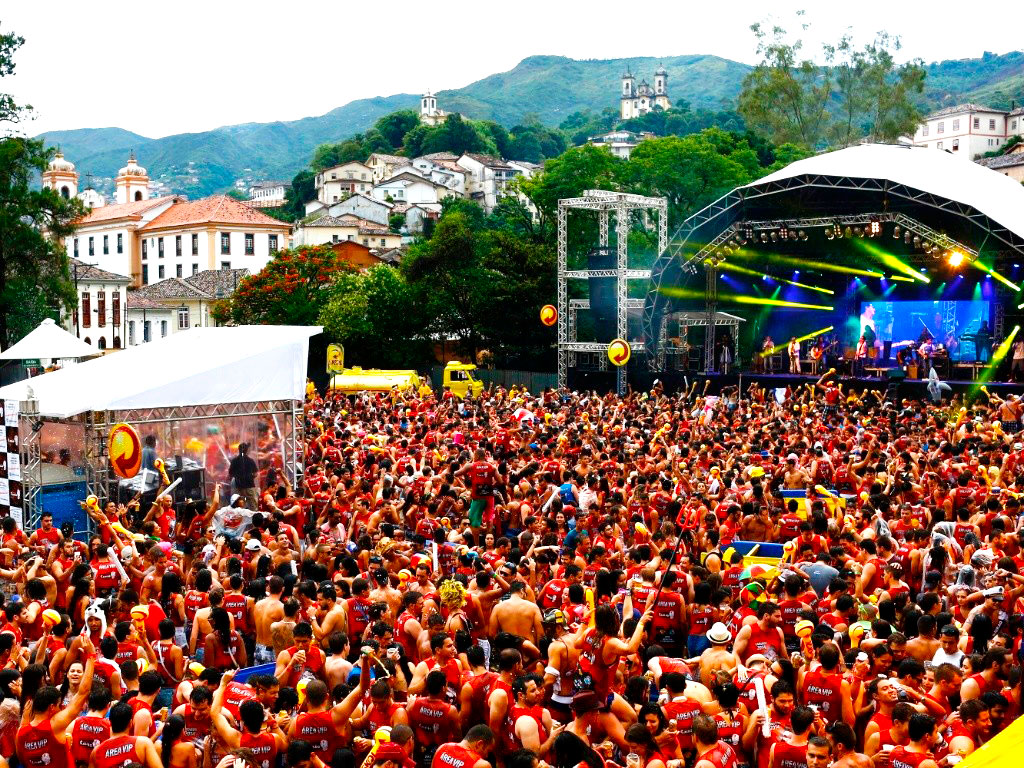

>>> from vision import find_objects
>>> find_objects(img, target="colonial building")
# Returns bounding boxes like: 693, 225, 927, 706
67, 258, 131, 351
620, 66, 670, 120
370, 172, 450, 205
315, 161, 373, 205
248, 180, 290, 208
978, 140, 1024, 182
588, 130, 655, 160
125, 268, 248, 346
456, 153, 531, 213
293, 214, 402, 249
912, 103, 1024, 159
366, 153, 408, 184
419, 91, 451, 127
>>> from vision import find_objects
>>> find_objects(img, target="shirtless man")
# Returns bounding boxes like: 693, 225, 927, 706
308, 583, 347, 643
740, 506, 774, 542
488, 581, 543, 655
253, 575, 286, 665
271, 597, 300, 656
324, 632, 352, 689
696, 622, 739, 686
904, 614, 941, 664
541, 610, 578, 723
782, 454, 811, 490
139, 545, 168, 604
368, 568, 402, 620
827, 722, 873, 768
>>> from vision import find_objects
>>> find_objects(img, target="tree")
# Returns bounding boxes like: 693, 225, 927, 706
0, 138, 81, 348
280, 169, 315, 220
518, 144, 623, 232
213, 245, 356, 326
0, 32, 79, 348
738, 19, 833, 148
375, 110, 420, 148
738, 18, 925, 149
225, 188, 247, 201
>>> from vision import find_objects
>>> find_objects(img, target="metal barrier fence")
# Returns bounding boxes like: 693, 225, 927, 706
430, 367, 557, 393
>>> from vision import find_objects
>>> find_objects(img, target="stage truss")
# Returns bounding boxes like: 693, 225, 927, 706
19, 398, 304, 532
641, 170, 1024, 371
557, 191, 668, 392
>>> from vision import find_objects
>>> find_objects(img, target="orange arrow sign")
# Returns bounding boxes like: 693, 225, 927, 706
540, 304, 557, 326
607, 338, 631, 366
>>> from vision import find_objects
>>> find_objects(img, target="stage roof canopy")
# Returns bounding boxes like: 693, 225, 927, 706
0, 319, 97, 361
0, 325, 321, 419
748, 144, 1024, 244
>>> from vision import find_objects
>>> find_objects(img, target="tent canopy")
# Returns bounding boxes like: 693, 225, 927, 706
0, 318, 97, 360
0, 325, 321, 419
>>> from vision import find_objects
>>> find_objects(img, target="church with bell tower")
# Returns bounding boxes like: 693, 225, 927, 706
620, 65, 670, 120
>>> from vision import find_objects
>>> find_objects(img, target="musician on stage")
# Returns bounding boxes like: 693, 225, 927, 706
760, 336, 775, 373
809, 338, 824, 375
976, 321, 991, 363
788, 336, 800, 374
1012, 337, 1024, 381
855, 334, 868, 375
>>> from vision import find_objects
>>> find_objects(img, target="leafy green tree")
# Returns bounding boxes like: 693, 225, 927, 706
374, 110, 420, 148
0, 32, 80, 348
213, 245, 356, 326
280, 169, 315, 220
480, 121, 512, 158
518, 144, 622, 232
422, 114, 495, 156
225, 188, 247, 201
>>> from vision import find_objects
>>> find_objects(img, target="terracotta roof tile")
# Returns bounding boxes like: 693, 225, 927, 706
126, 293, 168, 310
184, 268, 250, 297
141, 195, 291, 231
76, 196, 177, 226
134, 278, 213, 300
69, 257, 131, 282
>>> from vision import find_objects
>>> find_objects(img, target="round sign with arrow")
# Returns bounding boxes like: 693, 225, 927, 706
539, 304, 557, 326
607, 338, 631, 367
108, 422, 142, 479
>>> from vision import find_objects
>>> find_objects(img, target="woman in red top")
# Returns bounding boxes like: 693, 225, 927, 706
624, 723, 668, 768
204, 608, 247, 672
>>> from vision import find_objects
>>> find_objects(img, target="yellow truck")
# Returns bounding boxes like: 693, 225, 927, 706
328, 361, 483, 398
441, 361, 484, 398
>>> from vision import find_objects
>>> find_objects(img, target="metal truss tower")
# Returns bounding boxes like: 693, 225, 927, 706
557, 191, 668, 394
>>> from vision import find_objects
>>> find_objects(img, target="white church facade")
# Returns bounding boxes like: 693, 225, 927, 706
620, 66, 670, 120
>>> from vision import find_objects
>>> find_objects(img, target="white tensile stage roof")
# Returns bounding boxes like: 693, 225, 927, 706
0, 318, 97, 361
747, 143, 1024, 244
0, 325, 321, 419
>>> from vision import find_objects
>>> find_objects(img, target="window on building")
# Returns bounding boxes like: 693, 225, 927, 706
161, 320, 167, 337
142, 264, 148, 283
117, 233, 123, 254
73, 238, 79, 257
221, 261, 231, 270
953, 119, 960, 131
81, 292, 91, 328
363, 238, 369, 245
990, 119, 997, 129
974, 117, 980, 129
158, 238, 165, 258
89, 236, 94, 256
98, 337, 106, 351
97, 291, 106, 327
143, 321, 151, 343
113, 335, 121, 349
175, 235, 182, 256
128, 321, 135, 346
937, 122, 944, 133
177, 306, 189, 330
142, 240, 148, 259
988, 138, 994, 146
269, 235, 278, 253
158, 265, 165, 279
103, 235, 109, 255
245, 233, 254, 255
332, 235, 339, 243
192, 264, 199, 275
176, 264, 182, 278
112, 292, 120, 327
84, 337, 90, 345
953, 139, 959, 151
938, 141, 943, 149
192, 234, 198, 255
1013, 119, 1019, 131
380, 238, 386, 246
221, 233, 230, 254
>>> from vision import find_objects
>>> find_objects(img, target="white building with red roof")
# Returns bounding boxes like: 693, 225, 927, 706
61, 153, 291, 287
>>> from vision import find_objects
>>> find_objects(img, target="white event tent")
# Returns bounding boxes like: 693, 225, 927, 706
0, 325, 320, 531
0, 318, 97, 362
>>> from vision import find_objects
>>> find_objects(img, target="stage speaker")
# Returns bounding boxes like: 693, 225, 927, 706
886, 368, 907, 381
169, 462, 205, 511
587, 247, 617, 343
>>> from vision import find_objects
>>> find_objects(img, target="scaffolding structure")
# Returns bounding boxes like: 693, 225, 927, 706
557, 191, 667, 393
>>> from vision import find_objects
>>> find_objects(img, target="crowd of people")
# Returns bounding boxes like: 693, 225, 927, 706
0, 369, 1022, 768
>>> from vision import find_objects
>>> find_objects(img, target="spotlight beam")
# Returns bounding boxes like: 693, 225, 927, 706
850, 239, 929, 283
717, 262, 834, 295
728, 247, 882, 278
975, 325, 1020, 389
659, 286, 832, 311
971, 260, 1021, 292
762, 326, 834, 356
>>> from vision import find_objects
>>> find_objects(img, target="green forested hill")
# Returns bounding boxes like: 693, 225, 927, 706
38, 51, 1024, 198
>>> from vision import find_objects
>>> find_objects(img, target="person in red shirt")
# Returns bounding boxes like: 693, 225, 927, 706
768, 706, 813, 768
89, 701, 161, 768
454, 449, 502, 536
429, 725, 494, 768
693, 713, 739, 768
889, 713, 940, 768
733, 602, 785, 663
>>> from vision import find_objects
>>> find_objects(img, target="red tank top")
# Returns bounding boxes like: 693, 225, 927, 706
464, 671, 497, 725
128, 698, 154, 737
430, 743, 481, 768
772, 741, 808, 768
92, 560, 121, 592
698, 742, 738, 768
222, 594, 250, 633
425, 657, 462, 705
509, 705, 547, 749
184, 591, 208, 623
664, 698, 703, 750
689, 604, 715, 635
294, 710, 339, 763
396, 611, 418, 659
802, 668, 843, 722
407, 696, 454, 747
578, 628, 616, 700
207, 631, 243, 670
70, 716, 111, 765
223, 681, 258, 720
240, 731, 278, 768
91, 735, 139, 768
777, 599, 804, 638
713, 711, 743, 751
743, 623, 783, 661
282, 646, 325, 688
181, 703, 210, 745
889, 747, 934, 768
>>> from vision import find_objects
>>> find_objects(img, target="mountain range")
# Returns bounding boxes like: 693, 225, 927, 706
38, 51, 1024, 199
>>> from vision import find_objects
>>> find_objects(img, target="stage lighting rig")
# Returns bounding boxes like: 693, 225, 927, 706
869, 217, 881, 236
948, 251, 965, 267
893, 225, 901, 239
744, 224, 754, 241
779, 223, 789, 239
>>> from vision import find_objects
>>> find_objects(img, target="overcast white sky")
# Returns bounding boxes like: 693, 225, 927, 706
5, 0, 1020, 138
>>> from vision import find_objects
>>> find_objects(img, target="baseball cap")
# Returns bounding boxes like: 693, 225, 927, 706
982, 586, 1004, 600
245, 539, 262, 551
787, 453, 798, 461
230, 493, 241, 505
